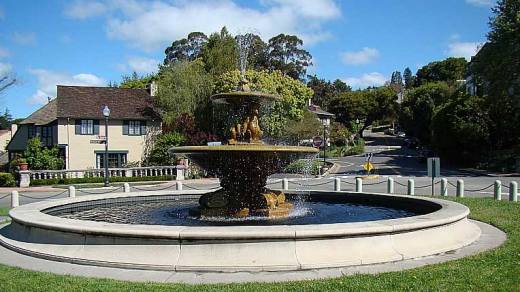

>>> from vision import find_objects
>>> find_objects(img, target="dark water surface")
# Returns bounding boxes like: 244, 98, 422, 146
52, 198, 417, 226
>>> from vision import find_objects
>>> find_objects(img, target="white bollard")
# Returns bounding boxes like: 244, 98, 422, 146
355, 178, 363, 193
334, 178, 341, 192
387, 177, 394, 194
509, 181, 518, 202
441, 178, 448, 196
176, 181, 183, 191
68, 186, 76, 198
282, 178, 289, 191
11, 191, 19, 208
123, 183, 130, 193
457, 180, 464, 198
407, 179, 415, 196
494, 180, 502, 201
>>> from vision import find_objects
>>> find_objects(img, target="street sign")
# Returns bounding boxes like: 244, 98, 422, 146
313, 136, 323, 148
363, 162, 374, 172
90, 140, 106, 144
427, 157, 440, 177
365, 152, 373, 162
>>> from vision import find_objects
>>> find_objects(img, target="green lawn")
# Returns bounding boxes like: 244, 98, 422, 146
0, 197, 519, 291
0, 207, 9, 217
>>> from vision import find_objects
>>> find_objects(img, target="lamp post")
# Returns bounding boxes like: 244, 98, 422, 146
321, 117, 330, 172
102, 105, 110, 187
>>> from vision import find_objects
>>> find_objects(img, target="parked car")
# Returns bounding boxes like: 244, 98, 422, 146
397, 131, 406, 138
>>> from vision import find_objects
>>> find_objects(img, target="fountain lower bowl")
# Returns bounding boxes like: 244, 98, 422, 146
1, 189, 481, 272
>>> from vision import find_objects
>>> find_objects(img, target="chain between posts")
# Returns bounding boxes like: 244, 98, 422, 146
363, 180, 387, 186
465, 183, 495, 192
77, 186, 124, 195
18, 190, 69, 200
131, 184, 176, 192
182, 184, 222, 191
395, 181, 408, 187
340, 179, 356, 185
0, 193, 11, 200
288, 180, 334, 187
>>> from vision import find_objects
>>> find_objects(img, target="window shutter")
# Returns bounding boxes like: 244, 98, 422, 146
140, 121, 146, 135
123, 121, 129, 135
75, 120, 81, 134
93, 120, 99, 135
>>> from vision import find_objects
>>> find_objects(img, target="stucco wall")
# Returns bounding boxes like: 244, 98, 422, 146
58, 118, 160, 169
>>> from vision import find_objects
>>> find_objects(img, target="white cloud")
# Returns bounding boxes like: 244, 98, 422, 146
0, 47, 10, 58
64, 0, 108, 19
341, 47, 380, 65
447, 41, 481, 60
12, 32, 36, 45
343, 72, 387, 89
28, 69, 105, 104
466, 0, 495, 7
0, 62, 12, 76
65, 0, 341, 51
125, 56, 159, 74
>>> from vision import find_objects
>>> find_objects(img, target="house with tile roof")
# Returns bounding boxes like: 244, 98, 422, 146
7, 85, 161, 169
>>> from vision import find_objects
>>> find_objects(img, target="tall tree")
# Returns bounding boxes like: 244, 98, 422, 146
470, 0, 520, 150
332, 79, 351, 93
164, 32, 208, 65
155, 59, 214, 126
415, 57, 468, 86
119, 72, 154, 89
403, 67, 414, 89
0, 109, 12, 130
267, 34, 312, 80
328, 87, 398, 136
390, 71, 404, 93
202, 27, 238, 77
245, 33, 269, 71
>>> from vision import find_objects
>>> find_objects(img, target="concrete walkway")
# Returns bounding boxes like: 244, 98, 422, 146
0, 220, 505, 284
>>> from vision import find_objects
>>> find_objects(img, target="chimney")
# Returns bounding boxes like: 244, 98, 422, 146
47, 96, 52, 103
10, 124, 18, 138
148, 80, 158, 97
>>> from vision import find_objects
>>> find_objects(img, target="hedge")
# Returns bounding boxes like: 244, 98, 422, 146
0, 173, 16, 187
284, 159, 323, 175
30, 175, 175, 186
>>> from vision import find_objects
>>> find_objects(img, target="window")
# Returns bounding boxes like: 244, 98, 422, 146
96, 152, 127, 168
129, 121, 141, 135
123, 120, 145, 136
28, 125, 53, 146
81, 120, 93, 135
75, 119, 98, 135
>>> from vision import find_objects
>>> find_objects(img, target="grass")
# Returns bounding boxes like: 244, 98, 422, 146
0, 207, 9, 217
0, 197, 519, 291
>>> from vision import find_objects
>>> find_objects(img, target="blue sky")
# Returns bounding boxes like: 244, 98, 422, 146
0, 0, 495, 118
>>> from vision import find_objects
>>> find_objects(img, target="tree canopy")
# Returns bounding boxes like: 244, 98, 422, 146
164, 32, 208, 65
267, 34, 312, 80
415, 57, 467, 86
328, 87, 398, 135
155, 59, 214, 126
306, 75, 351, 109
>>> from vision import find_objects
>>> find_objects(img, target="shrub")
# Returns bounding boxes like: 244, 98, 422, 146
284, 159, 322, 175
24, 137, 65, 170
345, 138, 365, 156
30, 175, 174, 186
0, 173, 16, 187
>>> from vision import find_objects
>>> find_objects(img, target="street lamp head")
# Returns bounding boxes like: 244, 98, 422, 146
102, 105, 110, 117
356, 118, 360, 124
321, 117, 330, 127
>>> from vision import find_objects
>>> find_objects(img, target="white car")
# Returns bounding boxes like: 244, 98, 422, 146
397, 131, 406, 138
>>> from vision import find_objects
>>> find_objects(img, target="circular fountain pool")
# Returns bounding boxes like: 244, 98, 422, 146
47, 194, 419, 226
0, 189, 480, 273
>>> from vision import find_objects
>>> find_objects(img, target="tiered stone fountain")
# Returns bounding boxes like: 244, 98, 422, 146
171, 79, 318, 218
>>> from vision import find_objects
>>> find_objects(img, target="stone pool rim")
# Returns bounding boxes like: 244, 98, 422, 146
8, 189, 469, 240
